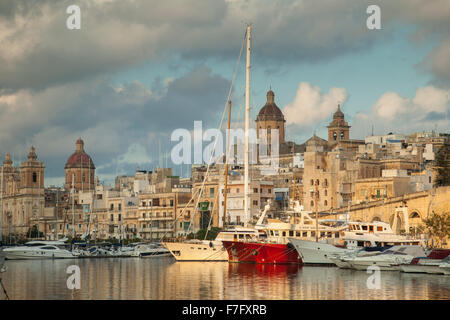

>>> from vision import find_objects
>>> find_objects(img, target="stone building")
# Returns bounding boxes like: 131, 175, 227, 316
1, 147, 45, 238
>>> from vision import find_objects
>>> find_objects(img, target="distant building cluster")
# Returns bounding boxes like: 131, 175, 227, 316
1, 90, 448, 241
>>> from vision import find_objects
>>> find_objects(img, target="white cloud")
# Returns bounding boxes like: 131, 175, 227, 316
354, 85, 450, 137
282, 82, 348, 126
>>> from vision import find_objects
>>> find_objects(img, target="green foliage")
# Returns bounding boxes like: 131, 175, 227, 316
434, 144, 450, 187
27, 225, 44, 239
423, 210, 450, 247
194, 227, 222, 240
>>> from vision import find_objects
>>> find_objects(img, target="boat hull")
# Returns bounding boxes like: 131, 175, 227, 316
222, 241, 257, 263
288, 238, 352, 265
3, 249, 76, 260
162, 241, 228, 261
225, 242, 302, 264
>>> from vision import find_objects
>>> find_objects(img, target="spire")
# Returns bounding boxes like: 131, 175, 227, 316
28, 146, 37, 160
3, 153, 12, 166
267, 89, 275, 103
76, 137, 85, 153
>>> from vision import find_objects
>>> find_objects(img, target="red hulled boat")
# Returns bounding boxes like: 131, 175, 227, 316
222, 241, 302, 264
222, 240, 258, 263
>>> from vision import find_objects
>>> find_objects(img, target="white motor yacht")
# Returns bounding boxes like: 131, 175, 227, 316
288, 220, 424, 265
131, 243, 171, 258
344, 245, 426, 271
399, 256, 450, 274
3, 240, 76, 260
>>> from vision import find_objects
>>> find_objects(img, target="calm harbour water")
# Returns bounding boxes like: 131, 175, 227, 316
1, 257, 449, 300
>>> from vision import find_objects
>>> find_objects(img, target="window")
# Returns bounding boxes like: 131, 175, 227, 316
170, 200, 174, 206
324, 200, 328, 206
118, 214, 121, 221
324, 179, 328, 187
110, 214, 114, 222
362, 225, 368, 231
268, 189, 272, 194
253, 200, 258, 206
110, 204, 114, 210
377, 226, 383, 232
310, 200, 314, 207
253, 188, 258, 193
316, 179, 319, 186
236, 188, 240, 193
340, 131, 344, 139
333, 132, 337, 140
210, 188, 214, 197
324, 190, 327, 196
376, 189, 381, 198
310, 179, 314, 186
289, 231, 294, 237
118, 203, 122, 210
302, 232, 307, 237
33, 172, 37, 183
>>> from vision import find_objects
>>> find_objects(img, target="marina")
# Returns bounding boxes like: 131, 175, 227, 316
1, 257, 449, 300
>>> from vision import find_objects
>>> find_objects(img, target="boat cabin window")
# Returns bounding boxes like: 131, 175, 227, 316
377, 226, 383, 232
41, 246, 56, 250
239, 234, 244, 240
233, 234, 237, 240
357, 241, 364, 247
361, 225, 367, 231
369, 226, 374, 232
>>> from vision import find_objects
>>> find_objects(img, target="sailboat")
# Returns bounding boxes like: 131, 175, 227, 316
163, 25, 264, 261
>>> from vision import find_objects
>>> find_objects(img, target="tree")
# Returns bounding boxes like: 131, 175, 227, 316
434, 144, 450, 187
423, 211, 450, 248
27, 225, 44, 239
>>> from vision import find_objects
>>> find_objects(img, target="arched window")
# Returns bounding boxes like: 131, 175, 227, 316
32, 172, 37, 183
333, 132, 337, 140
324, 200, 328, 206
324, 189, 328, 196
340, 131, 344, 139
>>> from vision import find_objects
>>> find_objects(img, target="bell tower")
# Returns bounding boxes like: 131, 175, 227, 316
20, 146, 45, 194
327, 104, 350, 142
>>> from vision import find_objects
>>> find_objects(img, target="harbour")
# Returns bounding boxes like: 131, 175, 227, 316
1, 258, 449, 300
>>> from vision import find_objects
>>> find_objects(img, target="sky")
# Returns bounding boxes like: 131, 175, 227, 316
0, 0, 449, 186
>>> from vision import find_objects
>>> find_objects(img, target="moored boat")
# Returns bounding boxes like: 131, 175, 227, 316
241, 242, 301, 264
3, 240, 76, 260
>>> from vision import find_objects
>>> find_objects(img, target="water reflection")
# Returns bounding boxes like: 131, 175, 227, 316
1, 258, 449, 300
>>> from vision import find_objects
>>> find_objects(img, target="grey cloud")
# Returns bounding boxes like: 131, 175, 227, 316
0, 66, 230, 180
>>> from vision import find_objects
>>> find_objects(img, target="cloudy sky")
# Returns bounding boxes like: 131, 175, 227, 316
0, 0, 449, 186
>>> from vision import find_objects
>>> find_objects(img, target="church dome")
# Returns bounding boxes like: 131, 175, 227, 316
256, 90, 285, 121
65, 138, 95, 169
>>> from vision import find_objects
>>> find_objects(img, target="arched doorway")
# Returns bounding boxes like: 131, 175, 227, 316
371, 216, 381, 222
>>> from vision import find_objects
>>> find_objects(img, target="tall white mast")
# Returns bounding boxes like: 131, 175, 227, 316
72, 173, 75, 239
244, 24, 251, 226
